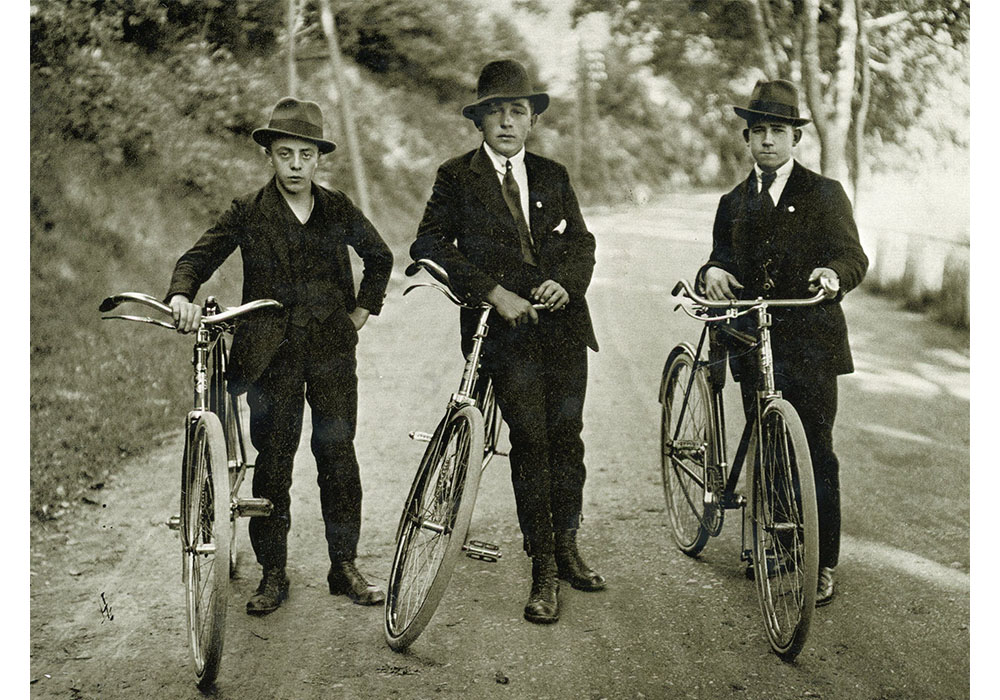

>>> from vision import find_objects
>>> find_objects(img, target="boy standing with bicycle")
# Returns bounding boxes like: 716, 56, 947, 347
167, 97, 393, 614
700, 79, 868, 606
411, 59, 605, 624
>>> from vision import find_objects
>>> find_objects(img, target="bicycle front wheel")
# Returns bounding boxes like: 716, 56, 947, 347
384, 405, 485, 651
183, 413, 231, 688
660, 348, 715, 555
750, 399, 819, 660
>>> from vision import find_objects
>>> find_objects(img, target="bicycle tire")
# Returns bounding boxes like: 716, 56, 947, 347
749, 399, 819, 660
384, 405, 485, 651
182, 413, 231, 688
659, 347, 715, 556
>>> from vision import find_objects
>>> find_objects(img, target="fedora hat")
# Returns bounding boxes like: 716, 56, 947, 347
252, 97, 337, 153
733, 79, 811, 126
462, 59, 549, 120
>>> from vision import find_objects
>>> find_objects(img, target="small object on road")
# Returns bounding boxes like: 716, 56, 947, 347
494, 671, 509, 685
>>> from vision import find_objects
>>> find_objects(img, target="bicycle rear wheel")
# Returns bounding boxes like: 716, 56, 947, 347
384, 405, 485, 651
660, 348, 716, 555
183, 413, 231, 688
750, 399, 819, 660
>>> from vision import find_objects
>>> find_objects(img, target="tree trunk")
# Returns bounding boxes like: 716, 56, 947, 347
748, 0, 779, 77
800, 0, 853, 185
317, 0, 372, 218
852, 0, 872, 210
286, 0, 299, 95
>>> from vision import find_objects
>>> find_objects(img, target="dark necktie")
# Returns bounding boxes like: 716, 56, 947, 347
502, 160, 537, 266
759, 170, 777, 211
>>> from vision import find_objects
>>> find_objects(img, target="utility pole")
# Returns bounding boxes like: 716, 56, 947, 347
317, 0, 372, 218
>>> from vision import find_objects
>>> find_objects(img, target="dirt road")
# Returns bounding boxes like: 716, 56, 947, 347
30, 196, 970, 699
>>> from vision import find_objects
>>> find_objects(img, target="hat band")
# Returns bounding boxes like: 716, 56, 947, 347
747, 99, 799, 119
266, 118, 325, 140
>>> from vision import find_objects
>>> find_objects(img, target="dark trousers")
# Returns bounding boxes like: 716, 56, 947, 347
246, 322, 362, 571
740, 373, 840, 569
483, 323, 588, 557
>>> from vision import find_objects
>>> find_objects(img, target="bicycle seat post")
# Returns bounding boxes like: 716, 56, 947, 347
453, 305, 491, 406
753, 305, 780, 401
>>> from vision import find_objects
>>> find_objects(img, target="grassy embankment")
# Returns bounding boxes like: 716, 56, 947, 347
29, 49, 444, 522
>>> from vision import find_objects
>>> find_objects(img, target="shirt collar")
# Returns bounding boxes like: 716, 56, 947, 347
482, 141, 525, 174
754, 157, 794, 184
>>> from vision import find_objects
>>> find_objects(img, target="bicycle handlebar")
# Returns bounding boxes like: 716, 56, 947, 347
404, 259, 546, 311
100, 292, 283, 329
671, 279, 826, 309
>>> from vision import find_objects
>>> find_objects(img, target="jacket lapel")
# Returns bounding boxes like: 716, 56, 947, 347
258, 178, 294, 274
768, 161, 808, 269
526, 152, 554, 250
469, 146, 517, 229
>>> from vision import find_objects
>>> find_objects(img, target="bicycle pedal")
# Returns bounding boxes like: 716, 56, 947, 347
167, 515, 181, 531
235, 498, 273, 518
463, 540, 502, 562
409, 430, 433, 443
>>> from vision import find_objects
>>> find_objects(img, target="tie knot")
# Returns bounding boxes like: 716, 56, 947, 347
761, 171, 776, 189
505, 160, 513, 172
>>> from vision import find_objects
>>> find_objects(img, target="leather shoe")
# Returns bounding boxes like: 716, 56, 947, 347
524, 556, 560, 624
328, 560, 385, 606
816, 566, 835, 606
555, 529, 606, 591
246, 568, 289, 615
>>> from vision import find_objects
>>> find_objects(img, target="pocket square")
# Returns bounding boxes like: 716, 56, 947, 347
553, 219, 567, 234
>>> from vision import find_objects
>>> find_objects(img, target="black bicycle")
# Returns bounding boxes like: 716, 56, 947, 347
100, 292, 281, 687
660, 279, 825, 660
384, 259, 542, 651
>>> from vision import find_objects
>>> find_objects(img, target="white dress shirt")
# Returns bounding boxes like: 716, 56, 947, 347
754, 157, 795, 207
482, 141, 531, 225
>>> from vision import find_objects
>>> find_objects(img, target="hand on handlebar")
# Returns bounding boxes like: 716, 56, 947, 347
703, 267, 744, 301
531, 280, 569, 311
169, 294, 202, 333
487, 285, 539, 327
808, 267, 840, 300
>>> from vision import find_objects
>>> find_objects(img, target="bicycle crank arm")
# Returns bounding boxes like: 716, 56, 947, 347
463, 540, 502, 562
409, 431, 433, 442
234, 498, 273, 518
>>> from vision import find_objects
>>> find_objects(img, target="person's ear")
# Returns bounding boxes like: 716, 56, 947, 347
742, 128, 750, 143
530, 113, 538, 127
792, 128, 802, 146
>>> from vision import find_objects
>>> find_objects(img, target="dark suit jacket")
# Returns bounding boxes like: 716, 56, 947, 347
167, 178, 393, 394
702, 161, 868, 381
411, 146, 598, 356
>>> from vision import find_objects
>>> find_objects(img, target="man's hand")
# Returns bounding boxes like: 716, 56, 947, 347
808, 267, 840, 299
169, 294, 202, 333
487, 285, 539, 327
530, 280, 569, 311
349, 307, 370, 330
703, 267, 744, 301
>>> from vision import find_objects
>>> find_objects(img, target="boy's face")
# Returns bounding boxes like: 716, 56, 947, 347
744, 120, 801, 172
267, 137, 320, 196
477, 98, 537, 158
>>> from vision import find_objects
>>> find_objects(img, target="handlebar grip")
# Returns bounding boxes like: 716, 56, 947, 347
671, 281, 685, 297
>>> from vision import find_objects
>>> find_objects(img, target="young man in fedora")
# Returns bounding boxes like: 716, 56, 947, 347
699, 79, 868, 606
167, 97, 393, 614
411, 59, 605, 625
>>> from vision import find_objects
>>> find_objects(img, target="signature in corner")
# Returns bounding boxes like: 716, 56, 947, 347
100, 592, 114, 623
